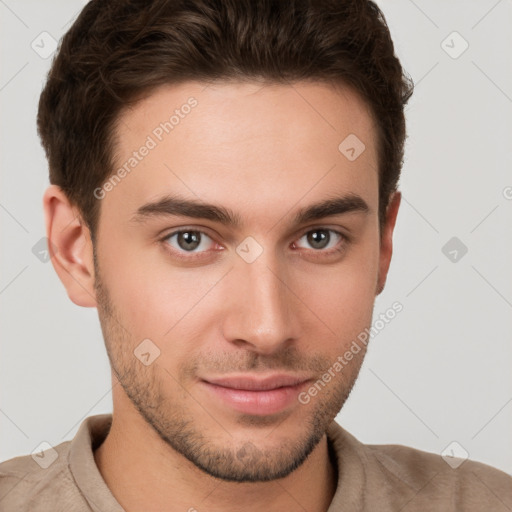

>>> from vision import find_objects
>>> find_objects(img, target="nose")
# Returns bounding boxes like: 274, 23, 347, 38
221, 250, 300, 355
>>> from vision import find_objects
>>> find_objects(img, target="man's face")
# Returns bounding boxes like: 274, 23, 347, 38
93, 81, 384, 482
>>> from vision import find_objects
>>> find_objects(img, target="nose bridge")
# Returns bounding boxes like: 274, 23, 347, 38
224, 245, 297, 353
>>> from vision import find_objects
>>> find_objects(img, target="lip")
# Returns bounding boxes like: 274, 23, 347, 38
200, 374, 312, 415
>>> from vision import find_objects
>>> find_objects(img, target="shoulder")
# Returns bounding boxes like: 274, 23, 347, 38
369, 439, 511, 480
327, 421, 512, 511
0, 440, 86, 511
367, 441, 512, 510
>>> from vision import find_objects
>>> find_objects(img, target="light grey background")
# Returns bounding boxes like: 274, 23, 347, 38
1, 0, 511, 476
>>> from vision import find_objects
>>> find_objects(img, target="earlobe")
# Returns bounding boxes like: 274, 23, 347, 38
42, 184, 97, 308
376, 191, 401, 295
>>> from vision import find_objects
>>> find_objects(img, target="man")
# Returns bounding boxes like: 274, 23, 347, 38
1, 0, 511, 510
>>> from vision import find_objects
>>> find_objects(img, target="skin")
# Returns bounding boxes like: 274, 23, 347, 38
43, 80, 401, 512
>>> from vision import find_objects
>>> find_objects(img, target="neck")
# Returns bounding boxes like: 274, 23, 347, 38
94, 405, 337, 512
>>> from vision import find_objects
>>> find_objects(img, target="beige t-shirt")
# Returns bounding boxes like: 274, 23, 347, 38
1, 414, 511, 511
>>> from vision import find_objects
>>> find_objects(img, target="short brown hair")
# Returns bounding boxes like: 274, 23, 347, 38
37, 0, 413, 240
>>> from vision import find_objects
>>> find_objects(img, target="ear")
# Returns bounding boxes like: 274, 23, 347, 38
376, 190, 401, 295
42, 184, 97, 307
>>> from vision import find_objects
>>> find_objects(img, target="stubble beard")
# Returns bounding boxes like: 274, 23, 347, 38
92, 251, 364, 482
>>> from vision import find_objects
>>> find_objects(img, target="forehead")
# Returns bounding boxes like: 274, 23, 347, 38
101, 80, 378, 229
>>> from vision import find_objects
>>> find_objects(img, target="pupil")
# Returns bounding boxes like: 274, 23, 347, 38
179, 231, 200, 251
308, 230, 329, 249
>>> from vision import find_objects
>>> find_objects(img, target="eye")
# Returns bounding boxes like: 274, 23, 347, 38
161, 229, 217, 259
160, 226, 349, 261
293, 228, 347, 255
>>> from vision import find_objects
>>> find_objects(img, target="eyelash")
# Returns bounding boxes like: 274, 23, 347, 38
159, 227, 350, 261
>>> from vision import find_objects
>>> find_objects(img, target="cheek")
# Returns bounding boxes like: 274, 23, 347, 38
102, 242, 225, 346
295, 234, 380, 343
300, 273, 375, 346
98, 213, 380, 351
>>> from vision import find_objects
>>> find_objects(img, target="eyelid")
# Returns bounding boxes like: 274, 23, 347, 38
159, 225, 350, 259
296, 224, 351, 242
159, 225, 217, 243
292, 227, 349, 254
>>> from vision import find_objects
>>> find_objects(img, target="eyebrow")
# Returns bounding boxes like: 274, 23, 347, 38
131, 193, 370, 228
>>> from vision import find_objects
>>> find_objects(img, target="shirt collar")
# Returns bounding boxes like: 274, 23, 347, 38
67, 413, 124, 512
67, 413, 367, 512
